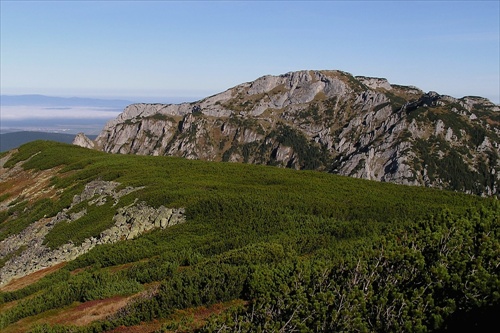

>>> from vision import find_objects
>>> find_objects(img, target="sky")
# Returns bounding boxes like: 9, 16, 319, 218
1, 0, 499, 104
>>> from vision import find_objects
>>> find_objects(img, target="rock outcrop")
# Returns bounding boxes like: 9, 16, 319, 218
72, 132, 95, 149
74, 69, 500, 197
0, 180, 185, 286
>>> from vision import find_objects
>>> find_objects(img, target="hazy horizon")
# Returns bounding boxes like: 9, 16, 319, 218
0, 93, 204, 135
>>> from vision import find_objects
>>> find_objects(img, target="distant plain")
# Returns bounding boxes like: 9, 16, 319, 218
0, 94, 199, 150
0, 94, 199, 135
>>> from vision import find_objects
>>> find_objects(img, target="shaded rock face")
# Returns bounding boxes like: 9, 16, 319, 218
0, 180, 185, 286
75, 69, 500, 197
72, 133, 95, 149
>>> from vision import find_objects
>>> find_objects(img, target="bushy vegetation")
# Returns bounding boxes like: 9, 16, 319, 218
412, 137, 498, 195
0, 197, 70, 242
269, 123, 331, 170
44, 199, 117, 249
0, 141, 498, 332
0, 269, 142, 328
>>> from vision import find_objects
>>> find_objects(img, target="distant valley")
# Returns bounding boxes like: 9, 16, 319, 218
0, 94, 199, 136
0, 94, 134, 108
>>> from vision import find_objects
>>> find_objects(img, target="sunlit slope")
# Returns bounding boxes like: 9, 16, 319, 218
0, 141, 498, 332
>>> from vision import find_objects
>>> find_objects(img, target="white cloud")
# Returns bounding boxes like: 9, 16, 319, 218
0, 106, 121, 120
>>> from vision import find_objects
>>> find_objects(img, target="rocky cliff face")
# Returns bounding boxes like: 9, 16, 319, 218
76, 70, 500, 196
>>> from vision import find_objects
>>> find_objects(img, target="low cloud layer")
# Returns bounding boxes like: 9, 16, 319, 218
0, 106, 122, 120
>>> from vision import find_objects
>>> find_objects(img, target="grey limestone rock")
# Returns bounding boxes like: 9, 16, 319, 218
0, 180, 185, 287
73, 133, 95, 149
72, 70, 500, 197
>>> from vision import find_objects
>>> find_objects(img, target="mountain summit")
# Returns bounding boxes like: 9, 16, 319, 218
75, 70, 500, 196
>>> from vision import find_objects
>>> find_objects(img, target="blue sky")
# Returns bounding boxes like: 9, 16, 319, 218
1, 0, 499, 103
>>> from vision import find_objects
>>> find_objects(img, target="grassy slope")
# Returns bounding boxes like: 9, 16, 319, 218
0, 132, 97, 152
0, 141, 498, 332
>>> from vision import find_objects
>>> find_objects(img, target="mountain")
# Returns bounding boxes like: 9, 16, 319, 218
0, 140, 498, 332
1, 70, 499, 332
0, 131, 97, 152
74, 70, 500, 197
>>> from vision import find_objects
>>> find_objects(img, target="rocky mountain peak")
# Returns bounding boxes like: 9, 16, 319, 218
75, 70, 500, 197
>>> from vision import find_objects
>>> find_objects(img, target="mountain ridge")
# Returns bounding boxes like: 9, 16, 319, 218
75, 69, 500, 197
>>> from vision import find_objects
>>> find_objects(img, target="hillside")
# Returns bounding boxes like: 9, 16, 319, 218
74, 70, 500, 197
0, 141, 499, 332
0, 132, 97, 152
